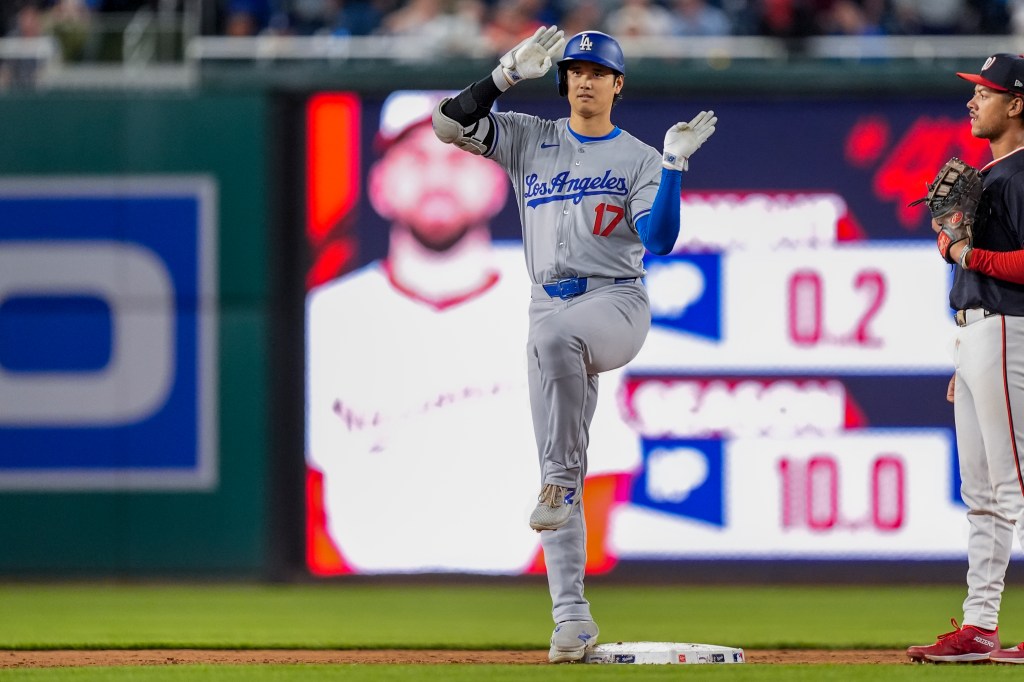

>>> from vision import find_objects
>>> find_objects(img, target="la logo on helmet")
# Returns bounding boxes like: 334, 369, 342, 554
579, 34, 593, 51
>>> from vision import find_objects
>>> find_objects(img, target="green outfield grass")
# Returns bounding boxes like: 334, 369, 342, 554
1, 581, 1023, 680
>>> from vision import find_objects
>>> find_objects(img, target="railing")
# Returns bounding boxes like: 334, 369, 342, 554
802, 34, 1024, 60
184, 33, 1024, 64
2, 23, 1023, 91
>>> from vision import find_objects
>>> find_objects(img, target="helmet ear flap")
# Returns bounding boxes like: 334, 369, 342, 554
557, 65, 568, 97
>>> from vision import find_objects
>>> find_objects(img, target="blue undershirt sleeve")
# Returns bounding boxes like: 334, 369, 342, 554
636, 168, 681, 256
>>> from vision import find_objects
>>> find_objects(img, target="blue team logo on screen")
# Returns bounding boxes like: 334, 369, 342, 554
644, 253, 721, 340
630, 438, 724, 527
0, 177, 217, 490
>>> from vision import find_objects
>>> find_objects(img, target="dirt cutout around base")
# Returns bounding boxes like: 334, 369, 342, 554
1, 649, 914, 667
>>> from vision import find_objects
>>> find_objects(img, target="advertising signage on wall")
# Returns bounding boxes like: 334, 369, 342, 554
304, 90, 994, 575
0, 177, 218, 491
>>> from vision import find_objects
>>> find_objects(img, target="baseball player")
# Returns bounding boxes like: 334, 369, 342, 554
907, 54, 1024, 664
306, 90, 641, 575
432, 26, 716, 662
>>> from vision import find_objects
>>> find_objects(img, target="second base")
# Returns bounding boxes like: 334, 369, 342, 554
584, 641, 746, 665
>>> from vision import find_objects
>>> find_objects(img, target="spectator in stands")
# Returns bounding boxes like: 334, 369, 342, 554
24, 0, 1017, 43
0, 1, 27, 36
752, 0, 819, 42
427, 0, 488, 53
819, 0, 888, 35
96, 0, 156, 10
889, 0, 973, 34
378, 0, 440, 34
528, 0, 563, 25
974, 0, 1010, 34
481, 0, 543, 54
0, 0, 47, 89
555, 0, 604, 37
721, 0, 762, 34
224, 0, 278, 35
604, 0, 675, 36
4, 2, 45, 41
1014, 0, 1024, 35
859, 0, 893, 34
301, 0, 393, 36
333, 0, 390, 35
290, 0, 333, 33
669, 0, 733, 36
49, 0, 93, 61
379, 0, 488, 56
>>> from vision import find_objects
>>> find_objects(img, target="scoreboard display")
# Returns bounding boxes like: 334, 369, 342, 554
304, 90, 996, 575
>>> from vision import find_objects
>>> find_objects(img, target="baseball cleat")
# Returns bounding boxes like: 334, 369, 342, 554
906, 618, 998, 663
991, 643, 1024, 663
549, 620, 599, 663
529, 484, 576, 531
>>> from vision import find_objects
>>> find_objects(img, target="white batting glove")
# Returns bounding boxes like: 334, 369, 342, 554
663, 110, 717, 171
493, 25, 566, 91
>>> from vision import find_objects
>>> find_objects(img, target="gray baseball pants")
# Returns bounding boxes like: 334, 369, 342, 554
526, 280, 650, 623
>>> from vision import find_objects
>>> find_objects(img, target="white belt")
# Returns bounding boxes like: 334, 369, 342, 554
955, 308, 998, 327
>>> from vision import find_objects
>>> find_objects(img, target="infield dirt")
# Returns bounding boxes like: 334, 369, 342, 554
1, 649, 912, 667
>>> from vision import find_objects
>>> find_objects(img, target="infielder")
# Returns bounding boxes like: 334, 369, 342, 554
432, 26, 716, 662
907, 54, 1024, 664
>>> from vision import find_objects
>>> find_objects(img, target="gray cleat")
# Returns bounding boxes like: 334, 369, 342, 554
529, 484, 576, 531
549, 620, 599, 663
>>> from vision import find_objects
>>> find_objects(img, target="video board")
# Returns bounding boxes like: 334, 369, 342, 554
304, 89, 990, 574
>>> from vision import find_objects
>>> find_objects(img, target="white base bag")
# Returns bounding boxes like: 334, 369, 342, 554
584, 641, 745, 665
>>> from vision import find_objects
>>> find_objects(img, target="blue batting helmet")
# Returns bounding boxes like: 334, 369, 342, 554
556, 31, 625, 97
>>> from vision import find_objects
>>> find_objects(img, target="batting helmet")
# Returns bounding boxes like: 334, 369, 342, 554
556, 31, 625, 97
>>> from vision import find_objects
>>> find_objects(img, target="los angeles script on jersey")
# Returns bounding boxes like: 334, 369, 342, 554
524, 170, 628, 208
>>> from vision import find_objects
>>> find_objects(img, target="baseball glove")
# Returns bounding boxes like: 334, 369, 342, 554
909, 157, 983, 264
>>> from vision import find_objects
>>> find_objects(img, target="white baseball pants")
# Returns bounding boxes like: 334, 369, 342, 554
954, 313, 1024, 630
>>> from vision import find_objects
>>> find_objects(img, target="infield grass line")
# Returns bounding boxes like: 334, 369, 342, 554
0, 582, 1022, 651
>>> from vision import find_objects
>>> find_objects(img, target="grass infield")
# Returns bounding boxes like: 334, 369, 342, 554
1, 582, 1023, 679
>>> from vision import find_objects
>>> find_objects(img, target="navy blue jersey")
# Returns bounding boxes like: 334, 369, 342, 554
950, 147, 1024, 314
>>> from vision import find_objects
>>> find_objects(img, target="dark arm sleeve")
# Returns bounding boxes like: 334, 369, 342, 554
440, 75, 504, 126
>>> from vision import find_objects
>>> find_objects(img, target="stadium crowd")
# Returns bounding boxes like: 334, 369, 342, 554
1, 0, 1019, 45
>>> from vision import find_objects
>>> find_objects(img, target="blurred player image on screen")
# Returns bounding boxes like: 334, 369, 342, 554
906, 53, 1024, 665
305, 90, 639, 575
432, 27, 716, 662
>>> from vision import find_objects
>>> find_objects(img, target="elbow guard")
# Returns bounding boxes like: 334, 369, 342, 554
432, 99, 493, 156
432, 99, 464, 144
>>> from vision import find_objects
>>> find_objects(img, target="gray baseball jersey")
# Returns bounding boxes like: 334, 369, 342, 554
482, 111, 662, 625
486, 113, 663, 284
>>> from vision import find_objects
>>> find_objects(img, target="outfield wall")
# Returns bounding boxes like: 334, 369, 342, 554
0, 62, 1002, 577
0, 93, 274, 575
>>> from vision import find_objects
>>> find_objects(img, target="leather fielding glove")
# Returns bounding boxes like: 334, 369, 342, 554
663, 110, 717, 171
493, 25, 566, 91
908, 157, 983, 265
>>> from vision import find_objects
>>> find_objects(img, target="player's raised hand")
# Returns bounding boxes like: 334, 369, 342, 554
496, 26, 566, 88
663, 110, 717, 171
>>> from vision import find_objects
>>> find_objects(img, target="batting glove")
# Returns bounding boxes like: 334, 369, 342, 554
663, 110, 717, 171
493, 25, 566, 91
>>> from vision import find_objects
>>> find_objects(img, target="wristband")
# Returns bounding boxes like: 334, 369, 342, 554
662, 152, 688, 172
491, 65, 514, 92
959, 245, 973, 270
